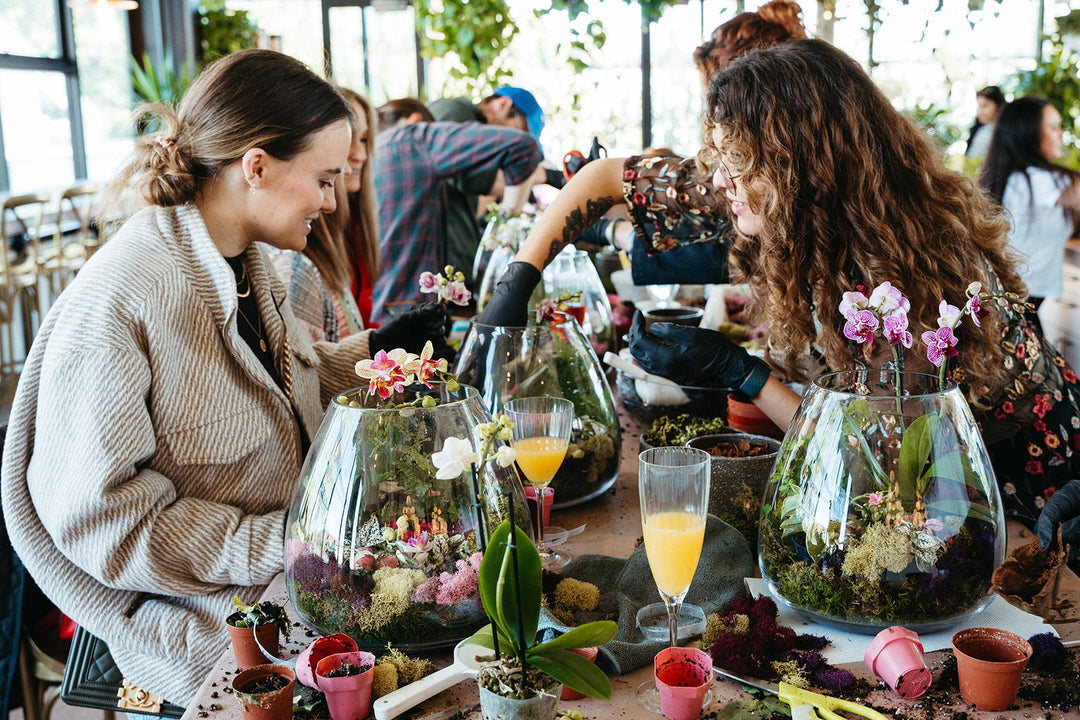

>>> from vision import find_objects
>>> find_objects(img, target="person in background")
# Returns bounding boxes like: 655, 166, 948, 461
376, 97, 435, 132
428, 87, 549, 279
372, 115, 543, 320
980, 96, 1080, 336
479, 0, 806, 318
966, 85, 1005, 160
269, 88, 449, 352
1, 50, 390, 706
487, 39, 1080, 528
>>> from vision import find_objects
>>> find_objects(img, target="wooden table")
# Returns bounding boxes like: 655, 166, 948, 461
182, 409, 1080, 720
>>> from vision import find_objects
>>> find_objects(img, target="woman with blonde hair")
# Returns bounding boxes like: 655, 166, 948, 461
1, 50, 427, 707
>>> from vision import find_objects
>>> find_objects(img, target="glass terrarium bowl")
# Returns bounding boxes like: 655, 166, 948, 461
542, 248, 615, 358
454, 316, 621, 508
285, 383, 526, 652
759, 370, 1005, 634
615, 368, 730, 425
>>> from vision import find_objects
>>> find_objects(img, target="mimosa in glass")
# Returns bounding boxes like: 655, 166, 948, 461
505, 396, 574, 569
636, 446, 711, 712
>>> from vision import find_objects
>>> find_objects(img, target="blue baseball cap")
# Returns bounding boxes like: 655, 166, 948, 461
493, 86, 545, 143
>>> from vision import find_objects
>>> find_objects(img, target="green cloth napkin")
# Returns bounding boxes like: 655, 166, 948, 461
537, 514, 753, 676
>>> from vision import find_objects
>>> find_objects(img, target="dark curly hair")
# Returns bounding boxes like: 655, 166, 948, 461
704, 39, 1023, 406
693, 0, 805, 89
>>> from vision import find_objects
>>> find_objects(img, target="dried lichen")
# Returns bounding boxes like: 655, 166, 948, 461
378, 645, 434, 685
770, 660, 809, 688
841, 522, 912, 582
371, 663, 398, 698
553, 578, 600, 612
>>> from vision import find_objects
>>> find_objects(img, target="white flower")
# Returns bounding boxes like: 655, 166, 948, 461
431, 436, 479, 479
493, 445, 517, 468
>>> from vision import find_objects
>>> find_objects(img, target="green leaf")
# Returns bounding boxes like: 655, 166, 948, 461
530, 621, 617, 655
841, 412, 889, 488
926, 500, 996, 525
528, 649, 612, 699
898, 413, 938, 505
923, 451, 966, 485
478, 520, 542, 657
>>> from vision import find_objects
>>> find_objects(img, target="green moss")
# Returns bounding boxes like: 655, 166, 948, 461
643, 413, 727, 446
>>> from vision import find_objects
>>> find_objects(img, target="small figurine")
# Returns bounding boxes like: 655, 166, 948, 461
429, 506, 448, 536
396, 495, 422, 541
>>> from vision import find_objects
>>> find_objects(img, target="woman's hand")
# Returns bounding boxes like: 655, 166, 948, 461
371, 302, 452, 356
1036, 479, 1080, 563
474, 262, 542, 327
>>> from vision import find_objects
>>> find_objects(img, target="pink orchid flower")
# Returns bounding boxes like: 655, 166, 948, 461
921, 326, 959, 367
418, 271, 439, 294
868, 493, 883, 506
882, 313, 913, 348
442, 280, 472, 306
868, 281, 910, 317
355, 348, 410, 399
415, 341, 448, 387
843, 309, 879, 345
965, 294, 991, 327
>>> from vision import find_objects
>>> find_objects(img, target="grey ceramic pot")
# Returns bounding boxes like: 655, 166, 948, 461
684, 432, 780, 519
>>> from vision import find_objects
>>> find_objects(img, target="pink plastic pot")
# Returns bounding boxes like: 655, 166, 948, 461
560, 647, 599, 700
314, 651, 377, 720
864, 626, 932, 699
654, 647, 712, 720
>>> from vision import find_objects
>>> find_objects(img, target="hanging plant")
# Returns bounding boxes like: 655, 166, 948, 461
415, 0, 518, 95
197, 0, 261, 64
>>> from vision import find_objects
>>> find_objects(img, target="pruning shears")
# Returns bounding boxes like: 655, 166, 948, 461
562, 137, 607, 180
714, 668, 890, 720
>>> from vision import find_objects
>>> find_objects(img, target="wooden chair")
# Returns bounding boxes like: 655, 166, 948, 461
0, 193, 48, 393
44, 183, 100, 295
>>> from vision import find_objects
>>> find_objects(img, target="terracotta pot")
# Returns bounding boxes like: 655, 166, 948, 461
226, 613, 280, 670
951, 627, 1032, 711
478, 684, 561, 720
232, 665, 295, 720
654, 646, 712, 720
315, 651, 377, 720
559, 647, 599, 700
864, 626, 932, 699
726, 396, 785, 440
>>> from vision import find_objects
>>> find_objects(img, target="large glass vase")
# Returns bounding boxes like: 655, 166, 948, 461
285, 383, 525, 651
759, 370, 1005, 634
542, 248, 615, 358
454, 316, 621, 508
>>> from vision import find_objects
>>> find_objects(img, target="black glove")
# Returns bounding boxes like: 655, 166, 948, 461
475, 261, 541, 327
1036, 479, 1080, 563
371, 302, 451, 356
628, 311, 771, 397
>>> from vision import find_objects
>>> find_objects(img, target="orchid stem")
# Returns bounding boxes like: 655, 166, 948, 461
507, 491, 529, 691
470, 464, 499, 661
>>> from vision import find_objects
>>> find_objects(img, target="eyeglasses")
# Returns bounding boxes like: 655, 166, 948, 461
717, 158, 742, 193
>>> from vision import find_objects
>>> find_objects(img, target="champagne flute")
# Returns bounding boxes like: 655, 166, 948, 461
505, 396, 574, 569
635, 446, 710, 712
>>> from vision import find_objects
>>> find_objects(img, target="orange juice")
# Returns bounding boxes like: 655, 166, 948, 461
512, 436, 569, 487
643, 511, 706, 597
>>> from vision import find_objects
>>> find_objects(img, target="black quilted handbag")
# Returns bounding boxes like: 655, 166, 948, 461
60, 626, 184, 718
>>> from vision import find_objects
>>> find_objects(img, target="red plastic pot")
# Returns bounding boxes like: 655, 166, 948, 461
726, 396, 784, 440
951, 627, 1032, 711
560, 646, 599, 700
864, 626, 931, 699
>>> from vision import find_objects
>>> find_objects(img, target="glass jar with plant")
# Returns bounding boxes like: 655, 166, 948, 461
284, 338, 526, 651
759, 282, 1013, 634
454, 299, 621, 508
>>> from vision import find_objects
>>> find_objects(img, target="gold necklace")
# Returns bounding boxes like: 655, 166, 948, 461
236, 262, 252, 298
237, 304, 268, 352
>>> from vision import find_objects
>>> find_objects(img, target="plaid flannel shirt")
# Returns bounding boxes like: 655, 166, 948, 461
372, 121, 542, 320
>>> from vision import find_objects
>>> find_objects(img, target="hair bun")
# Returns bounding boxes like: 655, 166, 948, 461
757, 0, 807, 38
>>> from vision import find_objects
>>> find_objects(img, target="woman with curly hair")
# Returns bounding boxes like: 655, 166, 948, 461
483, 39, 1080, 525
693, 0, 805, 87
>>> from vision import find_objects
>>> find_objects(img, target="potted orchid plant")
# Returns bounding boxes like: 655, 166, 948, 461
284, 336, 526, 651
759, 281, 1011, 634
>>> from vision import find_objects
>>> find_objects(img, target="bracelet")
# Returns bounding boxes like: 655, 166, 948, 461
735, 356, 771, 401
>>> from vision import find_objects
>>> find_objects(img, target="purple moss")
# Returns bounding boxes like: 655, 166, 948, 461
794, 651, 826, 673
794, 633, 828, 651
811, 665, 856, 692
1028, 633, 1068, 672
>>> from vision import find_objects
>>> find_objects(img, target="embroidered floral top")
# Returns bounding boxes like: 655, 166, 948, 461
619, 154, 1080, 526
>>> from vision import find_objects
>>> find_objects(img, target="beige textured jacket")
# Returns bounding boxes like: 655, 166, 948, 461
1, 205, 372, 705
